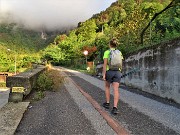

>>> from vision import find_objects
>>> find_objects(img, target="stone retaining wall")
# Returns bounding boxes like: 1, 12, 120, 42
6, 66, 46, 102
122, 38, 180, 104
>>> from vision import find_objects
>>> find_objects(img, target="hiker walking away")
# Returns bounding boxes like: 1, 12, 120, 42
102, 38, 123, 115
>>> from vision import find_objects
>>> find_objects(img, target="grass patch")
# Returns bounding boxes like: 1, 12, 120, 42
0, 82, 6, 87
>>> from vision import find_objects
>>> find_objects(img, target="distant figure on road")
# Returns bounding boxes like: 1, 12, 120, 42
102, 38, 123, 115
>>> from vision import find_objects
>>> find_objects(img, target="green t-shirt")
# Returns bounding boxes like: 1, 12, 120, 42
103, 48, 123, 71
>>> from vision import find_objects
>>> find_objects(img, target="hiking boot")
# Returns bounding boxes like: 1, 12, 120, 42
103, 102, 110, 109
111, 107, 118, 115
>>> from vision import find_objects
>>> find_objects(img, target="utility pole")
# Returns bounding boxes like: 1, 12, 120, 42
14, 54, 16, 75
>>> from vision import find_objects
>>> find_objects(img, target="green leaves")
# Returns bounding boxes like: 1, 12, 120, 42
77, 19, 97, 42
43, 45, 67, 64
43, 0, 179, 66
141, 2, 164, 17
0, 23, 49, 72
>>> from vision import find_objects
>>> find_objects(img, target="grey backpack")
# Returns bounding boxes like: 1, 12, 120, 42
109, 49, 122, 70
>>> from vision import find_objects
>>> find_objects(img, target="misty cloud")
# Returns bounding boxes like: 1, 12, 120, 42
0, 0, 116, 31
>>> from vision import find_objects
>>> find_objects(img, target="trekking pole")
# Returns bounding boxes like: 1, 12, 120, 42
121, 67, 140, 78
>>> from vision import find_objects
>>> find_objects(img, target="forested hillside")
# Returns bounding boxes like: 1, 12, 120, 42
0, 0, 179, 72
42, 0, 180, 66
0, 23, 59, 72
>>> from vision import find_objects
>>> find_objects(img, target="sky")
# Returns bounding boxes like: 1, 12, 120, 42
0, 0, 117, 31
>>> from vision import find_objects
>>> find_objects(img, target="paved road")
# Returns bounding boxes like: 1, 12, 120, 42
15, 70, 115, 135
15, 85, 98, 135
15, 67, 180, 135
63, 67, 180, 135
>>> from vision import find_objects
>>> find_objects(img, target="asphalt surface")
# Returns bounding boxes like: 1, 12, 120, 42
64, 69, 180, 135
15, 85, 97, 135
14, 67, 180, 135
15, 70, 115, 135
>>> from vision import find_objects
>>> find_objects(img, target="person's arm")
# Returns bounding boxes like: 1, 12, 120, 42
120, 52, 124, 71
119, 51, 123, 59
103, 58, 108, 80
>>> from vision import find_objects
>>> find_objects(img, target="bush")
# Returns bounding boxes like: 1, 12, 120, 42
0, 67, 9, 72
36, 72, 53, 91
46, 69, 64, 91
8, 65, 15, 72
36, 69, 64, 91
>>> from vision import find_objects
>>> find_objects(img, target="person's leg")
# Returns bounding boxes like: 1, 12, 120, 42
103, 81, 111, 109
111, 71, 121, 114
111, 82, 120, 114
112, 82, 120, 108
105, 81, 111, 103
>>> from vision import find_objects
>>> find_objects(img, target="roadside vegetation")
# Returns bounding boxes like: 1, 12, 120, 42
0, 23, 60, 73
26, 68, 65, 101
42, 0, 180, 71
0, 0, 179, 73
0, 0, 179, 103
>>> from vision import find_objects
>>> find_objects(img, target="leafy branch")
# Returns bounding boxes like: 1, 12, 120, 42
140, 0, 179, 44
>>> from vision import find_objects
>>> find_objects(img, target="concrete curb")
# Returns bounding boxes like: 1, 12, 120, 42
0, 102, 30, 135
0, 88, 10, 109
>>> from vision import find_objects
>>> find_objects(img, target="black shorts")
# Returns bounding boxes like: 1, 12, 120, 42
105, 70, 122, 83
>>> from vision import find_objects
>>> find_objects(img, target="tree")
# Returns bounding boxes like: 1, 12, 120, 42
43, 45, 67, 64
77, 19, 97, 42
140, 0, 180, 44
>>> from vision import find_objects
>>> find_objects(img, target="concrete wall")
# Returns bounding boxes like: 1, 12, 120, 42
0, 88, 10, 109
122, 38, 180, 104
6, 66, 46, 102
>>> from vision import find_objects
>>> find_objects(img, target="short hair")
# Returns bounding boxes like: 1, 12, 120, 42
109, 38, 118, 48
